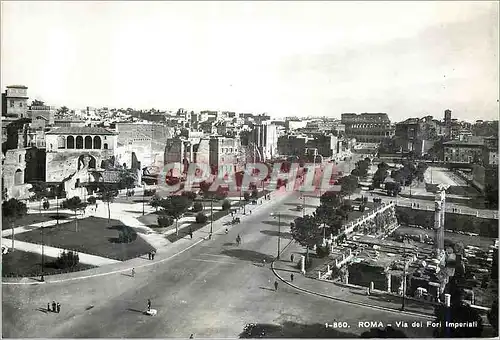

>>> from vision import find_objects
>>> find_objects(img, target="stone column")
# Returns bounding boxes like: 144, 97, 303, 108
386, 273, 391, 292
370, 281, 374, 293
301, 255, 305, 275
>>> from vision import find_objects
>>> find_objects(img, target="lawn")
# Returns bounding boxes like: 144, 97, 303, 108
2, 249, 95, 278
9, 217, 156, 261
2, 213, 73, 230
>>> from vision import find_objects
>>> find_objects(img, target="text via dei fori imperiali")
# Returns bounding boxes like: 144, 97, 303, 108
325, 320, 480, 329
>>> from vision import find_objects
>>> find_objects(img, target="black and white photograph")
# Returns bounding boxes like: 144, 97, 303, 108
1, 1, 499, 338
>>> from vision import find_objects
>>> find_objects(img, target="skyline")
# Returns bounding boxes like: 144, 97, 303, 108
1, 1, 499, 122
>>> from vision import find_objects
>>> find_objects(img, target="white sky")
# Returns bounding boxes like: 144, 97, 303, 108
1, 1, 499, 121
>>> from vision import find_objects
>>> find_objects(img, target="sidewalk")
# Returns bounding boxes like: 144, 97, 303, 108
1, 238, 120, 266
2, 181, 295, 284
272, 241, 436, 318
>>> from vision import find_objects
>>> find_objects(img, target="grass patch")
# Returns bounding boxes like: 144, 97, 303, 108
2, 213, 73, 230
9, 217, 156, 261
2, 249, 95, 278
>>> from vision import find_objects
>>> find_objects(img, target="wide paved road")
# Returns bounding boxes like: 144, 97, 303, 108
3, 159, 434, 338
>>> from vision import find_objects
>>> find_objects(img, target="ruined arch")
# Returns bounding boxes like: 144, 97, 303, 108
76, 136, 84, 149
14, 169, 23, 185
93, 136, 102, 149
67, 136, 75, 149
84, 136, 92, 149
78, 154, 97, 170
58, 136, 66, 149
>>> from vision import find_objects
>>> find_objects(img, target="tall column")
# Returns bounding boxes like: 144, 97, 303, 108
386, 273, 392, 292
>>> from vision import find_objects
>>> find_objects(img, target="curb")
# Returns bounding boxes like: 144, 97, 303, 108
271, 241, 434, 320
2, 187, 291, 285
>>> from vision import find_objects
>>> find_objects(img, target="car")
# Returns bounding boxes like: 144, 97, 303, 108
296, 205, 303, 211
1, 245, 8, 255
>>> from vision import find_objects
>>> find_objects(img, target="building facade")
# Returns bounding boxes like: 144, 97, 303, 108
250, 123, 278, 161
45, 126, 118, 198
341, 113, 394, 143
2, 85, 29, 118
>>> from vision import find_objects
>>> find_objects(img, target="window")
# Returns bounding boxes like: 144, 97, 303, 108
19, 102, 23, 108
18, 155, 21, 162
10, 101, 14, 108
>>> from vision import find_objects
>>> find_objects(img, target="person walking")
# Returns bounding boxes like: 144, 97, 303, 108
225, 228, 228, 234
131, 268, 135, 277
147, 299, 151, 311
274, 280, 278, 291
56, 302, 61, 313
189, 334, 194, 339
290, 254, 294, 263
189, 228, 193, 239
47, 302, 51, 312
290, 273, 294, 282
148, 252, 151, 260
52, 301, 56, 313
151, 251, 155, 260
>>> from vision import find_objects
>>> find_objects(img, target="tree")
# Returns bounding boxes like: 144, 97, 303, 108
118, 169, 137, 198
150, 194, 162, 212
55, 250, 80, 269
320, 191, 343, 208
244, 192, 251, 202
182, 191, 197, 201
42, 200, 50, 210
222, 199, 231, 211
290, 215, 322, 266
340, 175, 358, 199
372, 163, 389, 188
157, 214, 174, 228
196, 212, 208, 224
87, 196, 96, 205
100, 185, 115, 223
2, 198, 28, 248
192, 201, 203, 212
57, 106, 69, 116
29, 181, 48, 202
62, 196, 87, 231
159, 195, 191, 235
251, 189, 258, 199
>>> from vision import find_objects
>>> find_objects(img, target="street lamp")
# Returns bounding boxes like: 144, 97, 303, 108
270, 212, 281, 260
142, 183, 145, 216
41, 223, 45, 282
56, 195, 59, 225
210, 199, 213, 239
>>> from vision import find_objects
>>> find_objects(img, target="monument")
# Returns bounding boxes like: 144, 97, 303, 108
434, 183, 449, 263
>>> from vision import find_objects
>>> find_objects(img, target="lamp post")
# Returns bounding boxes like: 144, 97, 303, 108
41, 222, 45, 282
142, 183, 145, 216
210, 199, 213, 239
271, 212, 281, 260
56, 195, 59, 225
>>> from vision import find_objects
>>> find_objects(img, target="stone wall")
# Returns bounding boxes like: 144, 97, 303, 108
46, 150, 115, 183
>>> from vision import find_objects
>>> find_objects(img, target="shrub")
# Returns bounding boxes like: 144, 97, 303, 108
42, 200, 50, 210
87, 196, 97, 205
157, 215, 174, 228
118, 227, 137, 243
192, 201, 203, 212
182, 191, 197, 200
222, 199, 231, 211
316, 244, 331, 258
55, 250, 80, 269
196, 212, 208, 224
243, 192, 251, 201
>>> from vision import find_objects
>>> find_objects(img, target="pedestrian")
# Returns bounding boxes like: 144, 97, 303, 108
152, 251, 155, 260
189, 334, 194, 339
189, 228, 193, 239
274, 280, 278, 291
290, 273, 294, 282
147, 299, 151, 311
47, 302, 51, 312
290, 254, 294, 263
225, 228, 228, 234
56, 302, 61, 313
52, 301, 56, 313
131, 268, 135, 277
148, 252, 151, 260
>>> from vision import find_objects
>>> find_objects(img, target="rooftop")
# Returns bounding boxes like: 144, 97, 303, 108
46, 126, 117, 135
6, 85, 28, 89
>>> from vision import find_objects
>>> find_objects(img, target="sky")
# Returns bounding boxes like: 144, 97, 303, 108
1, 1, 499, 122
